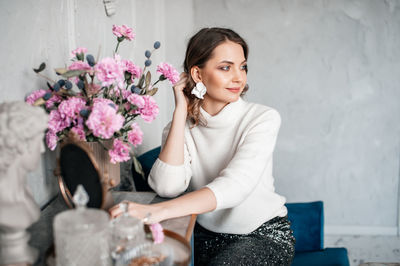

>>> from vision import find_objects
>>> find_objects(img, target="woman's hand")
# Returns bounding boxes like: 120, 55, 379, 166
109, 201, 164, 224
172, 72, 189, 113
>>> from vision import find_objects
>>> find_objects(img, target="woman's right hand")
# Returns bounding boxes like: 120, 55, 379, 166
172, 72, 189, 113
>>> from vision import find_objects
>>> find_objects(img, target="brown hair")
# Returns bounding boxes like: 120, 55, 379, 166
183, 27, 249, 127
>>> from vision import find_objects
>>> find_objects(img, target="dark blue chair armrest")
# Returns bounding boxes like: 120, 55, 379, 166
285, 201, 324, 252
137, 146, 161, 176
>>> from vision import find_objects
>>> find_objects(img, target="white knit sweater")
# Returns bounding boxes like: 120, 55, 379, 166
148, 97, 287, 234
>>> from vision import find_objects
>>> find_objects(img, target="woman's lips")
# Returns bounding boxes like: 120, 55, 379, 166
226, 87, 241, 93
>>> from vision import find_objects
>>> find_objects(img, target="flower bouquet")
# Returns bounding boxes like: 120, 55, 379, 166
26, 24, 179, 164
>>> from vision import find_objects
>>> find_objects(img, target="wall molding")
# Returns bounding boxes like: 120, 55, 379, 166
325, 225, 398, 236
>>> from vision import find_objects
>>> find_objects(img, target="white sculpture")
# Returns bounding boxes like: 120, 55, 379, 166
0, 101, 48, 266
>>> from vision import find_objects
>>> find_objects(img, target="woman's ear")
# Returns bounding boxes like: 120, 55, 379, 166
190, 66, 202, 83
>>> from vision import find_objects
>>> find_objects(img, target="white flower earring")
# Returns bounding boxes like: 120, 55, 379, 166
191, 82, 207, 99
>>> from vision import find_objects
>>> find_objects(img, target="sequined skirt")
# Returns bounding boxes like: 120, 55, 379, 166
194, 216, 295, 266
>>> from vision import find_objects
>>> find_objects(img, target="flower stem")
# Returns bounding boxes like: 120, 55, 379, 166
115, 41, 121, 54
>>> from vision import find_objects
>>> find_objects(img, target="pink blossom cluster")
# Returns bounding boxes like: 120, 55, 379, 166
70, 47, 88, 57
85, 101, 124, 139
112, 25, 135, 41
149, 223, 165, 244
157, 62, 180, 85
108, 139, 130, 164
121, 59, 142, 82
58, 97, 86, 120
95, 57, 125, 88
127, 94, 159, 123
128, 123, 143, 147
25, 89, 46, 105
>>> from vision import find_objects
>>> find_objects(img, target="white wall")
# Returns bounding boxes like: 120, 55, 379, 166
1, 0, 399, 238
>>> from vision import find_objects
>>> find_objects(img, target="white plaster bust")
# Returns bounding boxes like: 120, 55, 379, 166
0, 101, 48, 266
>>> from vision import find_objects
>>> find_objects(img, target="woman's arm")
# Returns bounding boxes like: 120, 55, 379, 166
158, 73, 188, 165
109, 187, 217, 223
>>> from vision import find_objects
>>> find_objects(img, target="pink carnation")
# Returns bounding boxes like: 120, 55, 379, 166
46, 130, 58, 151
156, 62, 180, 85
121, 89, 132, 100
68, 61, 92, 71
45, 94, 62, 109
149, 223, 165, 244
95, 57, 124, 88
140, 95, 159, 123
70, 47, 88, 57
121, 59, 142, 81
58, 97, 86, 121
71, 125, 86, 141
25, 89, 46, 105
93, 98, 115, 107
108, 139, 130, 164
86, 102, 124, 139
127, 123, 143, 147
112, 25, 135, 41
127, 94, 145, 109
48, 110, 70, 133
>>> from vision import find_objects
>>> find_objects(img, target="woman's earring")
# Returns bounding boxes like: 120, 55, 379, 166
191, 82, 207, 99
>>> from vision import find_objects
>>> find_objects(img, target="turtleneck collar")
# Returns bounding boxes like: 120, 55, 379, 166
199, 97, 246, 128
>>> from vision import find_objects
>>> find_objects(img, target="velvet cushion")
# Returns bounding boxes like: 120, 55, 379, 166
285, 201, 324, 252
132, 146, 161, 191
292, 248, 350, 266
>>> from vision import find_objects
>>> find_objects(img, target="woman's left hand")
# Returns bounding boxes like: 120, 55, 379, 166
108, 201, 164, 224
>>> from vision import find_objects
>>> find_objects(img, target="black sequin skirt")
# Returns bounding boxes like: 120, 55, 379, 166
194, 216, 295, 266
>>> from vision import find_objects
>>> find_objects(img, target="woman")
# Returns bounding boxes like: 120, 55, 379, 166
110, 27, 295, 265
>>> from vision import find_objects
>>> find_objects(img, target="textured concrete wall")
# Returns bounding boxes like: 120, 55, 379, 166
191, 0, 400, 232
1, 0, 399, 236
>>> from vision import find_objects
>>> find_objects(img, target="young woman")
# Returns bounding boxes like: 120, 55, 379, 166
110, 27, 295, 265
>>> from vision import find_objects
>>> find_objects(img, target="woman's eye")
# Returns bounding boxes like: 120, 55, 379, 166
220, 66, 230, 71
241, 65, 248, 71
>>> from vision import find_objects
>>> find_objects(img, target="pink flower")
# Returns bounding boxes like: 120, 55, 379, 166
112, 25, 135, 41
127, 123, 143, 147
68, 61, 92, 71
70, 47, 88, 58
93, 98, 115, 107
127, 94, 145, 109
71, 125, 86, 141
25, 89, 46, 105
45, 94, 62, 109
48, 110, 70, 133
156, 62, 180, 85
121, 59, 142, 81
58, 97, 86, 121
149, 223, 165, 244
86, 102, 124, 139
121, 89, 132, 100
95, 57, 124, 88
108, 139, 130, 164
140, 95, 159, 123
46, 130, 58, 151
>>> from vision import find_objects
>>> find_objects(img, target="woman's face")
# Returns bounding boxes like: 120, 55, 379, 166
198, 40, 247, 109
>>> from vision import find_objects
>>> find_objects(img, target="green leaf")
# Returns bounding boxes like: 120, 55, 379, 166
138, 74, 145, 88
146, 87, 158, 96
132, 156, 145, 180
33, 62, 46, 73
61, 69, 86, 78
145, 71, 151, 87
54, 68, 68, 75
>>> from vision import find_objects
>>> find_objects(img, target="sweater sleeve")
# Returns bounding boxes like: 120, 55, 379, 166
206, 109, 281, 210
148, 122, 192, 198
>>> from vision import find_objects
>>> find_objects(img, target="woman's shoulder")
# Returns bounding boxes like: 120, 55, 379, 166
242, 100, 281, 121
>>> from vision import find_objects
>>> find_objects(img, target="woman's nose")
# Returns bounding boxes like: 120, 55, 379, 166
232, 68, 245, 83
